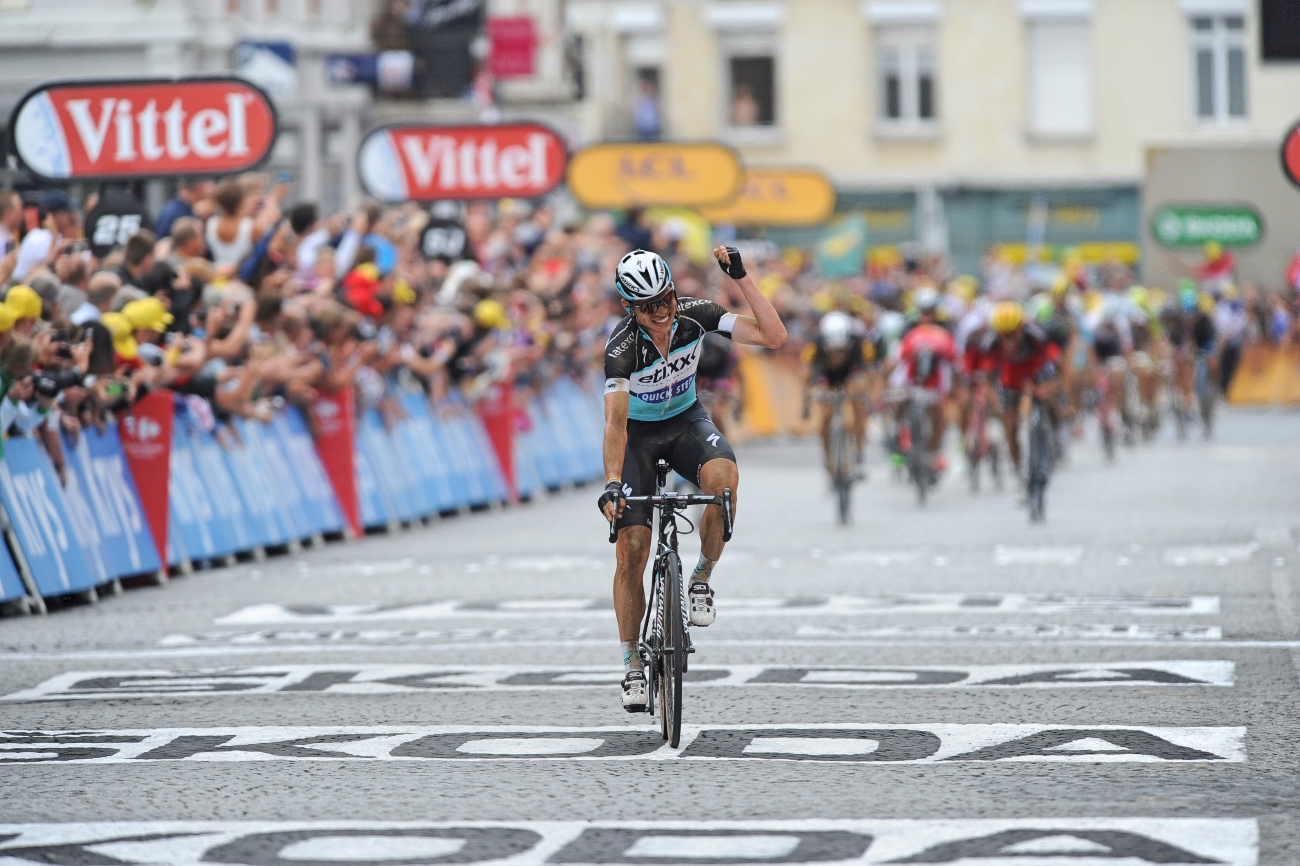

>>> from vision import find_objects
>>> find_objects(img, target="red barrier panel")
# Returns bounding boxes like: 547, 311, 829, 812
312, 389, 360, 537
478, 381, 517, 504
118, 389, 173, 563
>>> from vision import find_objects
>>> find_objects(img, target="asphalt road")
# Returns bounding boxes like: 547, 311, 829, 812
0, 409, 1296, 865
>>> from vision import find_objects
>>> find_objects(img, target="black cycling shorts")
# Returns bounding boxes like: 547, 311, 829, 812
617, 402, 736, 530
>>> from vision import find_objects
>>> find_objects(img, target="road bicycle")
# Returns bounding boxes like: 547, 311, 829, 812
823, 387, 860, 524
901, 387, 939, 505
1025, 393, 1054, 523
1194, 349, 1216, 438
964, 380, 1001, 493
609, 459, 733, 748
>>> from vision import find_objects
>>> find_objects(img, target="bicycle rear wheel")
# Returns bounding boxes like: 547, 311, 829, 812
658, 552, 685, 747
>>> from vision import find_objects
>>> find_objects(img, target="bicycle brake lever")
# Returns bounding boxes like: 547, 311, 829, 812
608, 517, 618, 544
722, 488, 734, 542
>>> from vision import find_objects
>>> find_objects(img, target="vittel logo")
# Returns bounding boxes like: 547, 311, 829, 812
359, 122, 567, 203
10, 78, 277, 181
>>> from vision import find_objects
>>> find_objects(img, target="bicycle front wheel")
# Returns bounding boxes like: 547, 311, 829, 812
659, 552, 685, 748
830, 411, 852, 524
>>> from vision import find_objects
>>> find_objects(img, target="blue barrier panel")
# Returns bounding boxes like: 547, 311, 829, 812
522, 401, 564, 489
354, 439, 391, 529
556, 377, 605, 479
439, 398, 507, 504
237, 417, 312, 542
396, 394, 458, 513
0, 541, 26, 602
537, 389, 584, 484
225, 420, 294, 547
358, 408, 426, 523
168, 426, 230, 561
274, 409, 345, 536
425, 404, 472, 508
58, 450, 114, 588
511, 417, 542, 500
188, 428, 258, 554
62, 428, 163, 580
166, 502, 190, 568
0, 437, 98, 597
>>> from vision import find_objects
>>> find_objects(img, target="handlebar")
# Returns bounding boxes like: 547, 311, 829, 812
607, 488, 735, 544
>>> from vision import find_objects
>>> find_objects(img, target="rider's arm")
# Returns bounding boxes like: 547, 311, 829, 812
714, 246, 787, 349
602, 389, 630, 488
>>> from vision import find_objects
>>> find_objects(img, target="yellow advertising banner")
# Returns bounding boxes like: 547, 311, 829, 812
698, 168, 836, 226
566, 142, 744, 209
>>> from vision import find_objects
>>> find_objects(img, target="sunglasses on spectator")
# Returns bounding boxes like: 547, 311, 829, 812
632, 291, 676, 316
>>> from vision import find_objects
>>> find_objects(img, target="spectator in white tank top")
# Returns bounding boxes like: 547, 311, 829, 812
205, 179, 284, 273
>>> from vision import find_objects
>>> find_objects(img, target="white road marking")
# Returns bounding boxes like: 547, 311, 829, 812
994, 545, 1084, 566
0, 662, 1234, 701
214, 594, 1221, 624
743, 737, 881, 756
1165, 543, 1259, 566
0, 820, 1258, 866
280, 836, 467, 861
795, 624, 1224, 641
455, 738, 606, 756
623, 835, 801, 859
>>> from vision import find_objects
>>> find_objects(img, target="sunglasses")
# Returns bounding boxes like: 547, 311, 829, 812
632, 291, 676, 316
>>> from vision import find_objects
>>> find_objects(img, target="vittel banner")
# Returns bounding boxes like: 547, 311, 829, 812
8, 77, 277, 181
358, 122, 567, 202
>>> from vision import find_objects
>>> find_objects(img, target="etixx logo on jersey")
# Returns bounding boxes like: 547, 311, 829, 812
636, 344, 701, 386
8, 77, 277, 181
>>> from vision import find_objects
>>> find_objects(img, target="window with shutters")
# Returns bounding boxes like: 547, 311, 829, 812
1026, 18, 1093, 138
876, 25, 939, 136
1189, 14, 1248, 122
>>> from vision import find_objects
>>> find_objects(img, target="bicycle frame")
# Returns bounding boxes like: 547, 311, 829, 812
607, 460, 733, 744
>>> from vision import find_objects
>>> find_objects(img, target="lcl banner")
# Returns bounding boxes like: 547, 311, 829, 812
698, 168, 837, 226
566, 142, 744, 209
7, 77, 277, 181
358, 122, 567, 202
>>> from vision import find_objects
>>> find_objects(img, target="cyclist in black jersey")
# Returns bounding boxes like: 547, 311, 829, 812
598, 246, 787, 712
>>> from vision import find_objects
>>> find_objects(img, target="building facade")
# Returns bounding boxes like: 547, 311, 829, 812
566, 0, 1300, 278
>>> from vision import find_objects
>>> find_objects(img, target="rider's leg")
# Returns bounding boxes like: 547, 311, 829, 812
816, 399, 834, 473
848, 380, 869, 460
613, 526, 653, 654
698, 457, 739, 565
1001, 403, 1022, 473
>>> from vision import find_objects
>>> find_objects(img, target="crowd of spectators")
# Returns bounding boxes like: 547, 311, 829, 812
0, 178, 773, 484
1, 174, 1297, 486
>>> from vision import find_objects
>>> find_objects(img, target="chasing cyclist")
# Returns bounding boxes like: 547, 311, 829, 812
980, 302, 1061, 482
598, 246, 786, 712
804, 310, 880, 476
890, 287, 957, 474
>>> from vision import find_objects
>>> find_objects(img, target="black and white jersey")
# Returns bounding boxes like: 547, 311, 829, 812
603, 297, 737, 421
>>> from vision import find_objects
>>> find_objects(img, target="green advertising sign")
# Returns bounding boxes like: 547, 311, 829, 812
1151, 206, 1263, 248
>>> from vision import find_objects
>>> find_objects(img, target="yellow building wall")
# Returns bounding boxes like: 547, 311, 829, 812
639, 0, 1300, 187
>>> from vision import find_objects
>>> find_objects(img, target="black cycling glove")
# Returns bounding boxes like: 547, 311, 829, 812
717, 246, 746, 280
598, 480, 625, 516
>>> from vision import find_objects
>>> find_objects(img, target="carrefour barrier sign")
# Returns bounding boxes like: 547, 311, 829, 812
359, 122, 567, 202
567, 142, 743, 209
1151, 206, 1263, 248
8, 77, 277, 181
698, 168, 836, 226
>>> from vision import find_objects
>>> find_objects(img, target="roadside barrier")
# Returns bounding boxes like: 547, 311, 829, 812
0, 376, 606, 615
1225, 344, 1300, 406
